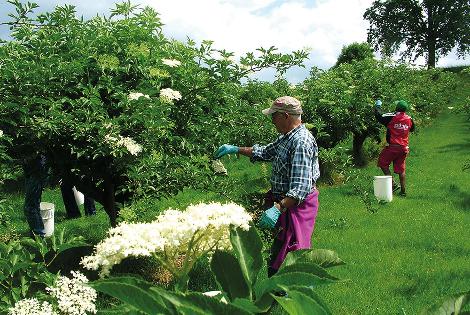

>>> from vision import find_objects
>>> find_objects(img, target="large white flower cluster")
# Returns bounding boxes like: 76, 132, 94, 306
128, 92, 150, 101
46, 271, 97, 315
159, 88, 182, 103
161, 58, 181, 67
82, 202, 252, 277
105, 134, 142, 156
0, 129, 3, 137
8, 298, 56, 315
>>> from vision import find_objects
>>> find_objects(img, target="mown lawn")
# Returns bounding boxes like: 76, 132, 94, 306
1, 77, 469, 314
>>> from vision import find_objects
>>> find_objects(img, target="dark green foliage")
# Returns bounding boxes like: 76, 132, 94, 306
364, 0, 470, 68
334, 42, 375, 67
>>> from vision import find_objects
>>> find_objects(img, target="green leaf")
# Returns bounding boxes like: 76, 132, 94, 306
281, 249, 345, 269
97, 304, 144, 315
154, 291, 252, 315
277, 262, 340, 281
272, 287, 331, 315
211, 250, 251, 300
230, 225, 264, 288
232, 298, 264, 313
419, 291, 470, 315
90, 276, 169, 315
254, 272, 334, 300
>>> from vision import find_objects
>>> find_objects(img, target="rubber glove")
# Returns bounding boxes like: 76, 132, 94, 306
258, 205, 281, 229
214, 144, 239, 159
375, 99, 382, 108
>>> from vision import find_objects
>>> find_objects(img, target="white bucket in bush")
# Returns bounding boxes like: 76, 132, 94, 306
72, 186, 84, 206
39, 202, 55, 237
373, 176, 393, 202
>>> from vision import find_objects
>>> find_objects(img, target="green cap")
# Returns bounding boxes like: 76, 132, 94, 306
395, 100, 409, 112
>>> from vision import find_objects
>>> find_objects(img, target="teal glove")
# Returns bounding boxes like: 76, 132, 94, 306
375, 99, 382, 108
214, 144, 239, 159
259, 205, 281, 229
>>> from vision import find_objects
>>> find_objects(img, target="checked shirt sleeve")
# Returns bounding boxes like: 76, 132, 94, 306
250, 138, 280, 162
286, 140, 318, 202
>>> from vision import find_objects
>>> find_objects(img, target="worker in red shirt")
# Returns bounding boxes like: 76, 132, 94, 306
374, 99, 415, 197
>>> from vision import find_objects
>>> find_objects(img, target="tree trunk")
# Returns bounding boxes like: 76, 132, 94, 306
352, 132, 368, 167
426, 2, 436, 68
103, 175, 117, 227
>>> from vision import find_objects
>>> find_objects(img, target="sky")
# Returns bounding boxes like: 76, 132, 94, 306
1, 0, 468, 83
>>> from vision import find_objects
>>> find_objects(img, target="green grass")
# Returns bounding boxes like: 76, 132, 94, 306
1, 78, 469, 313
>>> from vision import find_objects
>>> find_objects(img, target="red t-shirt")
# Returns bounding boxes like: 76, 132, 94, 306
387, 112, 413, 146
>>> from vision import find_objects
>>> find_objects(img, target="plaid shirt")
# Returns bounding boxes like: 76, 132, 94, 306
251, 124, 320, 202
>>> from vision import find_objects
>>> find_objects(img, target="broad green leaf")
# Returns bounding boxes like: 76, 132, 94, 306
277, 262, 340, 281
151, 289, 252, 315
211, 250, 251, 300
272, 288, 331, 315
230, 226, 264, 288
281, 249, 345, 269
97, 304, 144, 315
91, 276, 169, 315
281, 285, 331, 313
419, 291, 470, 315
254, 272, 334, 299
232, 298, 264, 313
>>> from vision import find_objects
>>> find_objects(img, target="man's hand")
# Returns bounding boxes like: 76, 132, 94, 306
258, 205, 281, 229
214, 144, 239, 159
375, 99, 382, 108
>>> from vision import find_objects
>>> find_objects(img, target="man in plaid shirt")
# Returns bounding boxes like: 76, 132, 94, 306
215, 96, 320, 276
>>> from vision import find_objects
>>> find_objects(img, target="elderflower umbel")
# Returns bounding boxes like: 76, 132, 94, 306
105, 134, 142, 156
82, 202, 252, 277
0, 129, 3, 137
46, 271, 97, 315
160, 88, 182, 103
8, 298, 56, 315
128, 92, 150, 101
162, 58, 181, 67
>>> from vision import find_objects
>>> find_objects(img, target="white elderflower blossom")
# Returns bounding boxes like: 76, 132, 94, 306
161, 58, 181, 67
82, 202, 252, 278
0, 129, 3, 137
105, 134, 142, 156
159, 88, 182, 103
117, 136, 142, 156
128, 92, 150, 101
8, 298, 56, 315
47, 271, 97, 315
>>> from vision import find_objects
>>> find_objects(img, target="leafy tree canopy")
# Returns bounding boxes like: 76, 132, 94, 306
334, 42, 375, 67
364, 0, 470, 68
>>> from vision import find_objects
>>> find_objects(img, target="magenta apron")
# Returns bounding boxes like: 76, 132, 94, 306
269, 189, 319, 270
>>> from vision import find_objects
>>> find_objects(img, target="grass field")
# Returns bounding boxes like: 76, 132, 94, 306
1, 77, 469, 314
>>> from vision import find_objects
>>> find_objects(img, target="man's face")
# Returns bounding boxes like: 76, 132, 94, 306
271, 111, 288, 133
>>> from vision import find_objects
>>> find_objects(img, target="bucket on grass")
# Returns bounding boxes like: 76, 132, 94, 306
373, 175, 393, 202
39, 202, 55, 237
72, 186, 84, 206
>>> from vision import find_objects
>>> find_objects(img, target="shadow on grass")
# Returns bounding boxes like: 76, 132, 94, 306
449, 184, 470, 211
436, 140, 470, 154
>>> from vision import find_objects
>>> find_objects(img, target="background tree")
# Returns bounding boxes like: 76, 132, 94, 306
364, 0, 470, 68
334, 42, 375, 67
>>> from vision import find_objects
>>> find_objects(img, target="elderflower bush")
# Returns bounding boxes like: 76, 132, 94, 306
9, 271, 96, 315
82, 202, 252, 279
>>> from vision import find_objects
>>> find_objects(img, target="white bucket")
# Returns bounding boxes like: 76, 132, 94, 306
72, 186, 84, 206
373, 176, 393, 202
39, 202, 55, 237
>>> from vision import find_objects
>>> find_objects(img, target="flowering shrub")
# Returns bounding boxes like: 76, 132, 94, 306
8, 299, 55, 315
82, 202, 252, 289
9, 271, 97, 315
46, 271, 97, 315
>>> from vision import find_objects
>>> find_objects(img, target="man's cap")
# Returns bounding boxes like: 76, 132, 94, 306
262, 96, 303, 115
395, 100, 409, 112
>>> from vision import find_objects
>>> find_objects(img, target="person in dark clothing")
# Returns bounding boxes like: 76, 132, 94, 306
374, 99, 415, 196
23, 154, 48, 237
60, 179, 96, 218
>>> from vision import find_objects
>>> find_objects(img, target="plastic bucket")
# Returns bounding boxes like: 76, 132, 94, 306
373, 176, 393, 202
73, 186, 84, 206
39, 202, 55, 237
